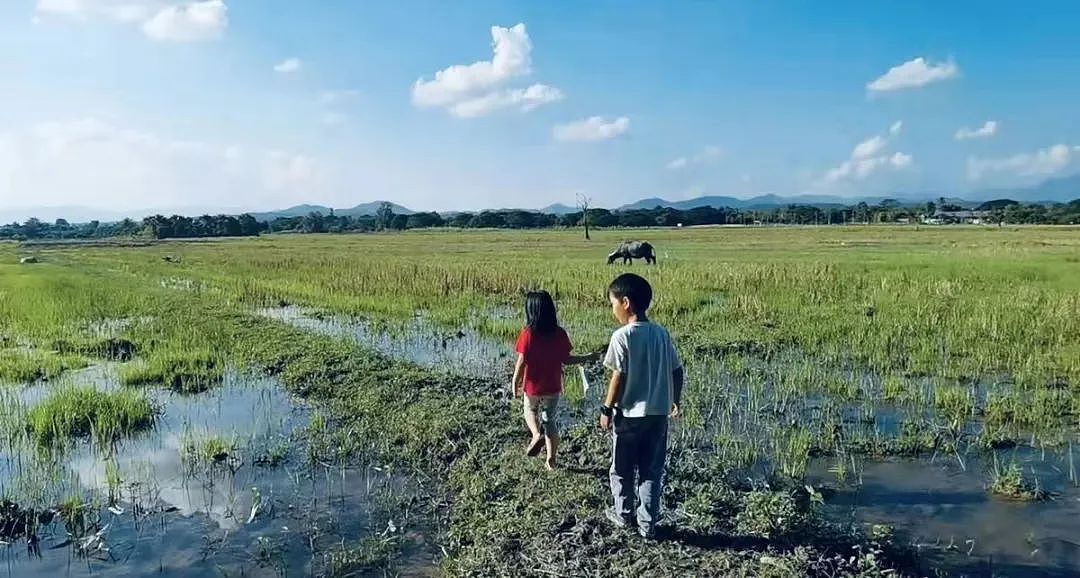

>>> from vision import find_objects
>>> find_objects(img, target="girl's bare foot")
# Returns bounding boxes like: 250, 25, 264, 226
526, 436, 544, 457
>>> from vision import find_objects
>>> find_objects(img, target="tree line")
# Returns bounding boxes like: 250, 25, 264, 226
3, 198, 1079, 241
1, 214, 264, 241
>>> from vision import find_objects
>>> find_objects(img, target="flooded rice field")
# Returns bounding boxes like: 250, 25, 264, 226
683, 353, 1080, 577
258, 306, 512, 379
263, 306, 1080, 576
0, 363, 426, 577
1, 302, 1074, 576
816, 457, 1080, 577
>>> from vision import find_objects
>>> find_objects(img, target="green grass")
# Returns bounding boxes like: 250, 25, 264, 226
26, 385, 156, 446
119, 348, 223, 393
49, 336, 138, 361
1, 228, 1078, 576
326, 537, 399, 577
990, 461, 1049, 502
0, 349, 87, 383
180, 432, 237, 466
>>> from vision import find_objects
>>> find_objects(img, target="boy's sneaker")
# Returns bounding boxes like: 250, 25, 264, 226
604, 508, 632, 529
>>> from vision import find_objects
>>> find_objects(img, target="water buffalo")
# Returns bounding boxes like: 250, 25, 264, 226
19, 256, 38, 264
607, 241, 656, 265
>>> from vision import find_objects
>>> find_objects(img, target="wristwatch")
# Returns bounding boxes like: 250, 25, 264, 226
600, 405, 615, 418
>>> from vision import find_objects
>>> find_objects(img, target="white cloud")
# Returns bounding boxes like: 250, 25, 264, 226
852, 135, 887, 160
37, 0, 155, 22
39, 0, 227, 41
967, 144, 1076, 180
955, 120, 999, 141
848, 121, 902, 160
867, 57, 959, 93
890, 151, 913, 168
826, 153, 912, 182
412, 23, 561, 118
553, 116, 630, 142
274, 58, 302, 74
823, 122, 912, 184
413, 24, 530, 106
666, 145, 723, 170
142, 0, 227, 42
449, 84, 564, 118
0, 117, 324, 210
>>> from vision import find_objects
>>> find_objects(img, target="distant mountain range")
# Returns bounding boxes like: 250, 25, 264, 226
620, 194, 935, 211
5, 174, 1077, 225
248, 201, 413, 222
538, 203, 578, 215
965, 173, 1080, 204
616, 174, 1080, 212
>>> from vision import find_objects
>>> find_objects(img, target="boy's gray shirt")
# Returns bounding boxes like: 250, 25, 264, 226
603, 321, 682, 418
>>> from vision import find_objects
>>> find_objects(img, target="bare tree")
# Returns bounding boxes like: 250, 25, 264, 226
576, 193, 592, 240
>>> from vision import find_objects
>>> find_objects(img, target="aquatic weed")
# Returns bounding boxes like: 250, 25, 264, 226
25, 385, 155, 446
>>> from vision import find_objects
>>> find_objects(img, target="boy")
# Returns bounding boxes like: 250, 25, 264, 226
599, 273, 683, 539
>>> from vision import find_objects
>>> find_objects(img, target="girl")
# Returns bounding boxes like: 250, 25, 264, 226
512, 290, 598, 470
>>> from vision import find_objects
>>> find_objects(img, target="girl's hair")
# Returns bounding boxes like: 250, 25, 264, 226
525, 290, 559, 337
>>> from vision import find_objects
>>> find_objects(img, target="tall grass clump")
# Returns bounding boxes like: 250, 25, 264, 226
990, 460, 1049, 502
0, 350, 87, 383
119, 348, 223, 393
26, 385, 155, 446
180, 432, 238, 468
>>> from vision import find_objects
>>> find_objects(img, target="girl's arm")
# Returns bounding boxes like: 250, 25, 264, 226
511, 353, 526, 396
566, 345, 605, 365
566, 353, 598, 365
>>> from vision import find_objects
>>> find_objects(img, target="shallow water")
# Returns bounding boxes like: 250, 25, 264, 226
814, 455, 1080, 578
259, 306, 512, 379
682, 349, 1080, 577
0, 365, 429, 576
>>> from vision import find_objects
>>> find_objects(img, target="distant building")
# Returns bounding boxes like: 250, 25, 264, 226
924, 209, 991, 225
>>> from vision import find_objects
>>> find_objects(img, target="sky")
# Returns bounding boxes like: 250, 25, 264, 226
2, 0, 1080, 217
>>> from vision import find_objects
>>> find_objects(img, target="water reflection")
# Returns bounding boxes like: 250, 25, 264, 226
0, 365, 424, 576
259, 306, 512, 378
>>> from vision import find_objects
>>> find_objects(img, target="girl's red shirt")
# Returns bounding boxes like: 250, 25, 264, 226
515, 327, 572, 396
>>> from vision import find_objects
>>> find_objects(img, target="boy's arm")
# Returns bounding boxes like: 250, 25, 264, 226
599, 331, 627, 430
603, 371, 625, 407
667, 329, 684, 416
599, 371, 625, 431
671, 366, 685, 417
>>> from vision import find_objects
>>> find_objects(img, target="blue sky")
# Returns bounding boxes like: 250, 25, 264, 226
1, 0, 1079, 215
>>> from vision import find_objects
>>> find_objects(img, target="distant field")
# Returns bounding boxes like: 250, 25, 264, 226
2, 225, 1079, 576
18, 225, 1077, 379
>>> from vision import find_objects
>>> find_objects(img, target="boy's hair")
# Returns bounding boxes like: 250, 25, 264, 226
608, 273, 652, 313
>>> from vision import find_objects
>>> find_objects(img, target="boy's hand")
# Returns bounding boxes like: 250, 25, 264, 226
670, 404, 681, 418
599, 405, 614, 431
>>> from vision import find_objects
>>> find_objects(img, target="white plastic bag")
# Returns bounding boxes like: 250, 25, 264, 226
579, 366, 591, 396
